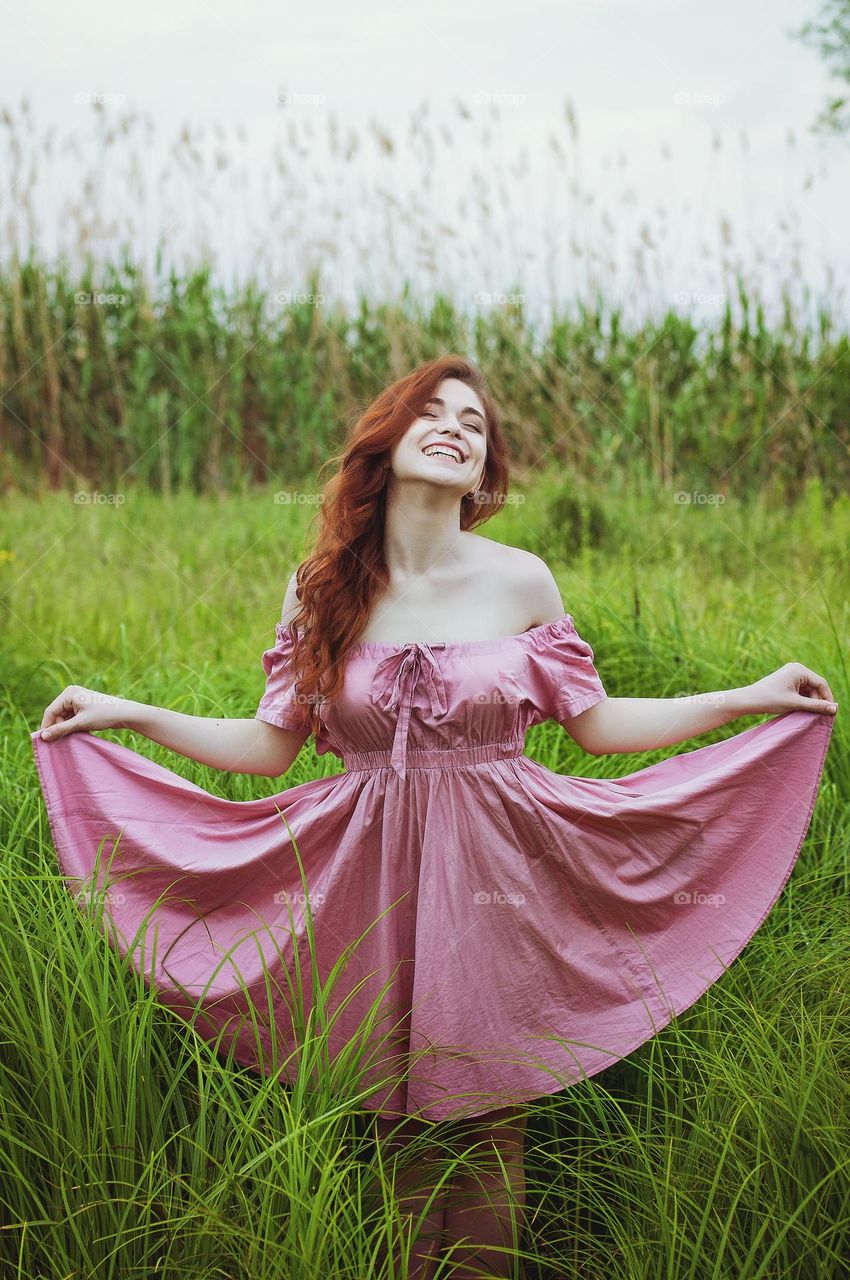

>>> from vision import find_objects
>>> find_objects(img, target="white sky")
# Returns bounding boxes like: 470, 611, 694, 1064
2, 0, 848, 333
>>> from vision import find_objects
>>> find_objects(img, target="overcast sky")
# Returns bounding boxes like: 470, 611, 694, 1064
2, 0, 848, 331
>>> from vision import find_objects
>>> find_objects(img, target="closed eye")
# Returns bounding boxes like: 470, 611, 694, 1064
423, 410, 482, 431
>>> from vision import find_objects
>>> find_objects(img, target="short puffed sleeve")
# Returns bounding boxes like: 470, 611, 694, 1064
524, 614, 607, 725
256, 620, 309, 732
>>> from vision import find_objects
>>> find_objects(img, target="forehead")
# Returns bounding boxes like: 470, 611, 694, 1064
427, 378, 485, 413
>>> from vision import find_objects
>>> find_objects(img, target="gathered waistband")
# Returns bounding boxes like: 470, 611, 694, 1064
343, 738, 526, 773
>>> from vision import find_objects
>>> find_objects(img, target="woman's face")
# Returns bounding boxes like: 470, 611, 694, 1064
388, 377, 488, 499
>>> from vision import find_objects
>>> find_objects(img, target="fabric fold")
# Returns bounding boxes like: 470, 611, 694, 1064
370, 643, 449, 778
31, 611, 836, 1124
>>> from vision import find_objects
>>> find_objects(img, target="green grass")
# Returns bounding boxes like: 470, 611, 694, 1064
1, 483, 849, 1278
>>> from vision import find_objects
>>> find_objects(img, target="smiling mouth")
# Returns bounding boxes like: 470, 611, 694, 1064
422, 446, 465, 464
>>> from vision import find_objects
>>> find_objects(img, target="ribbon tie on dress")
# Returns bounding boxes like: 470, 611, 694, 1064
370, 643, 449, 779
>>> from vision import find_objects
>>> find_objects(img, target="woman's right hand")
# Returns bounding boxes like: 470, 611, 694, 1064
39, 685, 138, 741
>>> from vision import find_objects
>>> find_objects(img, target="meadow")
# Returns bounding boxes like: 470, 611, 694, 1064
1, 87, 849, 1280
1, 473, 848, 1277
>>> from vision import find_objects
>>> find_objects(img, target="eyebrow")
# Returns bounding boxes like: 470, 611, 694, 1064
426, 396, 486, 424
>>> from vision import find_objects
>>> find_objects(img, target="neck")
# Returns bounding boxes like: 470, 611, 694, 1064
383, 489, 468, 580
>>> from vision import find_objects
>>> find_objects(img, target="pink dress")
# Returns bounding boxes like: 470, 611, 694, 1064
31, 614, 834, 1123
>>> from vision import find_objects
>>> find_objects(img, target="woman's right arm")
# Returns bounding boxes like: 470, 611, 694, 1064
126, 703, 309, 777
38, 689, 308, 778
39, 572, 311, 778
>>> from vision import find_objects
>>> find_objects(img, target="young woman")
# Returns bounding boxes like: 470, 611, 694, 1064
33, 355, 836, 1277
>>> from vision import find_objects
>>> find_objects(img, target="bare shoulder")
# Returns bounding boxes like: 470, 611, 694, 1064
473, 538, 566, 626
279, 567, 302, 627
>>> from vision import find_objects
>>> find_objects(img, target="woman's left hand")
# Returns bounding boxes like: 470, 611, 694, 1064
742, 663, 838, 717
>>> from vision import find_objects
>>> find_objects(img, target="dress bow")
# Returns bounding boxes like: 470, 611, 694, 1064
370, 643, 449, 778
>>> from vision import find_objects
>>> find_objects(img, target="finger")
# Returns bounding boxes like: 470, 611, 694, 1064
806, 671, 834, 702
795, 696, 837, 715
40, 710, 71, 732
797, 671, 835, 703
41, 718, 79, 740
40, 691, 77, 732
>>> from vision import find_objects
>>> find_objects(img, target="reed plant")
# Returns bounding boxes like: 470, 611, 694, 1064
1, 97, 848, 502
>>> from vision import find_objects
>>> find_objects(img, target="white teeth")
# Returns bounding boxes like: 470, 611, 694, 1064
423, 446, 463, 463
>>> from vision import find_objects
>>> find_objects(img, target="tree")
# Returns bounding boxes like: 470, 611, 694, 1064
793, 0, 850, 137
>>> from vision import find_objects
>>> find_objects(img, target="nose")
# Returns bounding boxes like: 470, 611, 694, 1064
438, 422, 464, 439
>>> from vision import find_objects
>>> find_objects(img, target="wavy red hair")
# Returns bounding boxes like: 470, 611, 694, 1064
281, 354, 512, 740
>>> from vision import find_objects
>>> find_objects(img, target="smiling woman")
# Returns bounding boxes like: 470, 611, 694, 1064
30, 353, 838, 1279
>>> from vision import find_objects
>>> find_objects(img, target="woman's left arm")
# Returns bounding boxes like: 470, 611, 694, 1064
568, 663, 838, 756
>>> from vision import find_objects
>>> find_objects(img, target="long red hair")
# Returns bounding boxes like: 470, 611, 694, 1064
283, 354, 512, 740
